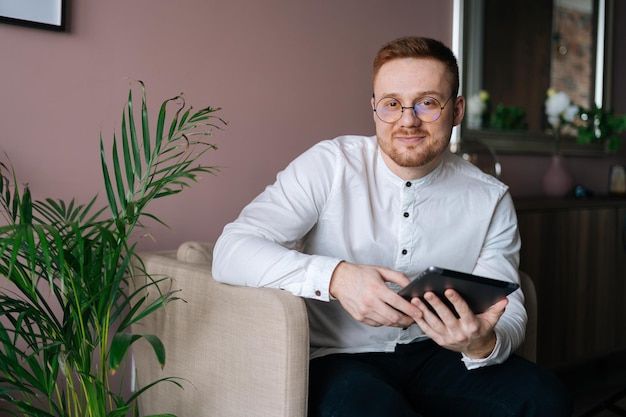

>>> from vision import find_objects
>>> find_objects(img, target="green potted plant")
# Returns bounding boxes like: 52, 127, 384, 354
488, 104, 528, 131
576, 104, 626, 152
0, 81, 226, 416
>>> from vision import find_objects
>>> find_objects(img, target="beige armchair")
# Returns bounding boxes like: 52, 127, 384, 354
131, 241, 537, 417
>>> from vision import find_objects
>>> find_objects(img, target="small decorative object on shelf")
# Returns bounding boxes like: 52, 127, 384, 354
609, 165, 626, 196
574, 185, 593, 199
542, 154, 574, 197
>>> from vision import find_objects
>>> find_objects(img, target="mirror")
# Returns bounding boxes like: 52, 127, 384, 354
453, 0, 614, 155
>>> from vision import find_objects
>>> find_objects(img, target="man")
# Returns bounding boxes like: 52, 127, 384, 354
213, 36, 571, 416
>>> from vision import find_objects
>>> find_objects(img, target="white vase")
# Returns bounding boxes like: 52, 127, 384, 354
542, 155, 573, 197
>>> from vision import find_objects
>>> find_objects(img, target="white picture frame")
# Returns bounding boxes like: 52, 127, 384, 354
0, 0, 65, 31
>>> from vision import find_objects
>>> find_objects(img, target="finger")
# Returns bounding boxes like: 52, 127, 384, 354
369, 275, 422, 326
411, 295, 436, 319
385, 292, 422, 319
411, 295, 446, 329
479, 297, 508, 322
413, 294, 472, 350
372, 301, 418, 328
442, 289, 472, 320
423, 291, 459, 324
489, 297, 509, 312
361, 317, 383, 327
410, 297, 442, 339
378, 267, 412, 287
351, 289, 416, 328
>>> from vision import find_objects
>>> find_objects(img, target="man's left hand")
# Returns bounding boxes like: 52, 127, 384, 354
411, 289, 508, 359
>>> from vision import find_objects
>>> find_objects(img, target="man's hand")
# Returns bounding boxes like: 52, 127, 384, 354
411, 289, 507, 358
329, 261, 421, 328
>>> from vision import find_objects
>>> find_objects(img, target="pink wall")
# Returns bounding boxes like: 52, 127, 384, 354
0, 0, 452, 251
1, 0, 624, 253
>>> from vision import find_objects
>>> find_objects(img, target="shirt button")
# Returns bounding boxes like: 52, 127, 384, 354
405, 181, 412, 187
401, 249, 408, 255
403, 212, 409, 218
315, 290, 321, 296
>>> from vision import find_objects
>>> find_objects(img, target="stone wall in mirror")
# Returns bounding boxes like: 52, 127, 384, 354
457, 0, 615, 156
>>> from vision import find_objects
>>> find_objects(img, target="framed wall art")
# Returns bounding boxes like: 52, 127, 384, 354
0, 0, 65, 31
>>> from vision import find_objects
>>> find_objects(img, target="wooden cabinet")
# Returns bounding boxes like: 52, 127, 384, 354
515, 198, 626, 369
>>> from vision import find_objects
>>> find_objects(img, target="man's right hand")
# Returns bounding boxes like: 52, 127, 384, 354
329, 261, 422, 328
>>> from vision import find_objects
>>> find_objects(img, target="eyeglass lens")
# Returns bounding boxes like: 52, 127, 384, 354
374, 96, 450, 124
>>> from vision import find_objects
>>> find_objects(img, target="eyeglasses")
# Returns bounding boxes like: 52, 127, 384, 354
373, 95, 455, 124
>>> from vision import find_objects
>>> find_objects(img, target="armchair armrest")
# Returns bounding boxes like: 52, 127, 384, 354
516, 271, 537, 362
131, 251, 309, 417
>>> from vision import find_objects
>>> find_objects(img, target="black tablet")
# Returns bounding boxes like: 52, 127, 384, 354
397, 266, 520, 316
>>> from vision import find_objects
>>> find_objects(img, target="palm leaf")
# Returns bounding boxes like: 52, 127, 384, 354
101, 136, 119, 219
111, 138, 127, 212
126, 88, 142, 181
108, 333, 165, 373
139, 81, 151, 163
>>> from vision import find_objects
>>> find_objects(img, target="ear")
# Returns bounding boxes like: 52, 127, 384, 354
371, 95, 377, 121
452, 96, 465, 127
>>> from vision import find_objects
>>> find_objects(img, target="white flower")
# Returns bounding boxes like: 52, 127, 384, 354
466, 90, 489, 129
545, 89, 575, 129
563, 104, 579, 123
467, 94, 485, 117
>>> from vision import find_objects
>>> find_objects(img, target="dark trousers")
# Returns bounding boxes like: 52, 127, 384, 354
308, 340, 572, 417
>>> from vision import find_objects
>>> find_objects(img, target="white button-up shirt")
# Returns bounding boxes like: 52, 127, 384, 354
213, 135, 525, 369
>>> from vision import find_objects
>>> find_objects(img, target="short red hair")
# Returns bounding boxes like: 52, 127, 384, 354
372, 36, 459, 97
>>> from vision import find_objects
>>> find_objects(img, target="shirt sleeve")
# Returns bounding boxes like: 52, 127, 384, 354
212, 141, 343, 301
463, 191, 525, 370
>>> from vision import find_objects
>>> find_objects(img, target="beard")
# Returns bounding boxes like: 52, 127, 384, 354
378, 128, 451, 168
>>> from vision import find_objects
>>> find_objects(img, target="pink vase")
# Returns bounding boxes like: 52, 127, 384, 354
542, 155, 573, 197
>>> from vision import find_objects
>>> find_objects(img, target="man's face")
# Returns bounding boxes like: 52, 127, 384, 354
372, 57, 464, 179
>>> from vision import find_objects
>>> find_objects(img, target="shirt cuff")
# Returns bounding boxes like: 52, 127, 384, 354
303, 256, 343, 301
460, 329, 504, 370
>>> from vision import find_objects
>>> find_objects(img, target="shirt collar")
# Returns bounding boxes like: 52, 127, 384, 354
376, 146, 446, 189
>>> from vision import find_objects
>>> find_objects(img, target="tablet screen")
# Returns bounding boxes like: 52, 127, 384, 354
397, 266, 520, 315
